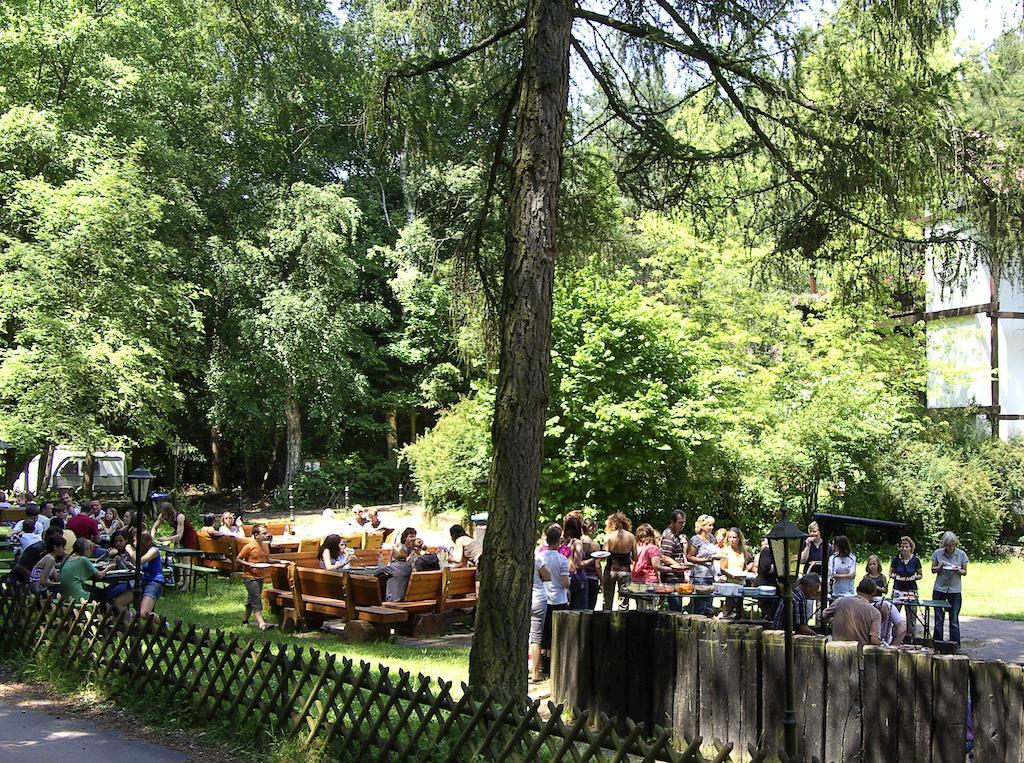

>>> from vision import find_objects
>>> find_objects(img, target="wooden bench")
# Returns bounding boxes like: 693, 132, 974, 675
196, 532, 239, 572
343, 574, 407, 641
441, 567, 478, 612
382, 570, 445, 636
269, 550, 319, 568
294, 567, 349, 629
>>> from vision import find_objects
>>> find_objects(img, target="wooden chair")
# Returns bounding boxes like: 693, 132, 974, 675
383, 570, 446, 636
441, 567, 478, 612
298, 537, 320, 553
342, 531, 365, 550
196, 532, 239, 572
242, 524, 254, 537
294, 567, 349, 628
364, 531, 386, 550
266, 522, 288, 536
350, 549, 383, 568
344, 574, 407, 641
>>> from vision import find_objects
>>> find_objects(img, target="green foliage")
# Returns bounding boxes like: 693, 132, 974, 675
280, 455, 405, 510
403, 387, 493, 517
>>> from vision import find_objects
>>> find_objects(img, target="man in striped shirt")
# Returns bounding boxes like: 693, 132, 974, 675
660, 510, 692, 612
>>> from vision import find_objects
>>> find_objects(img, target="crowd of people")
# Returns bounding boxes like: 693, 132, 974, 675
529, 509, 969, 681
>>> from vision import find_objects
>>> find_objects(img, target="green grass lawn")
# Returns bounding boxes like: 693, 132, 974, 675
157, 576, 471, 686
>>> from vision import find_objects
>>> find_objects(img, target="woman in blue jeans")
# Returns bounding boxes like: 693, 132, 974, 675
686, 514, 722, 616
931, 531, 968, 647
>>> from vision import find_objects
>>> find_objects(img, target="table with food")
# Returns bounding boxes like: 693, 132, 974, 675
622, 580, 779, 616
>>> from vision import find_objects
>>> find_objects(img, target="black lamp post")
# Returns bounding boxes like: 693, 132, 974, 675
126, 466, 155, 611
766, 507, 808, 761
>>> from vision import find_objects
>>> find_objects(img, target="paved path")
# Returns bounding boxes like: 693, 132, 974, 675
959, 615, 1024, 663
0, 700, 187, 763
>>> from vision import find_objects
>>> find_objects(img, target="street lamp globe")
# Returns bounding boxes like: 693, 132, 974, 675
127, 466, 155, 507
767, 515, 808, 585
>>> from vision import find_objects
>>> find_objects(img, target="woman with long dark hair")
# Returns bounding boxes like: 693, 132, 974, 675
318, 534, 352, 571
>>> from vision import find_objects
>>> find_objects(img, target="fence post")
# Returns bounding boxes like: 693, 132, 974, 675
733, 622, 762, 754
896, 650, 933, 763
823, 640, 860, 763
672, 615, 700, 746
651, 612, 677, 732
863, 645, 898, 761
930, 654, 968, 763
551, 610, 581, 710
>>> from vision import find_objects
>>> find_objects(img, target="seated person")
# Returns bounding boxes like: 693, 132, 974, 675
449, 525, 482, 567
772, 573, 821, 636
60, 538, 113, 602
821, 578, 881, 648
10, 527, 64, 585
410, 538, 440, 571
371, 545, 413, 602
350, 505, 368, 527
199, 513, 219, 534
396, 527, 417, 551
67, 508, 101, 543
13, 505, 49, 535
876, 597, 907, 646
98, 507, 122, 534
16, 518, 43, 554
218, 512, 245, 537
30, 535, 67, 593
318, 534, 353, 571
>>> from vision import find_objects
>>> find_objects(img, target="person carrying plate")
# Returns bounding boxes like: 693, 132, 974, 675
930, 531, 968, 648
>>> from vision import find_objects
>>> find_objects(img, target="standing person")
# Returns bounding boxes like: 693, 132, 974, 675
601, 513, 636, 611
828, 535, 857, 597
889, 536, 922, 638
529, 556, 553, 683
579, 517, 602, 610
800, 521, 831, 575
686, 514, 722, 617
931, 531, 968, 648
152, 502, 199, 549
631, 524, 683, 610
236, 524, 275, 629
821, 578, 881, 649
127, 531, 164, 621
719, 528, 755, 618
752, 539, 778, 619
660, 510, 692, 612
562, 515, 589, 610
537, 524, 570, 676
862, 555, 889, 595
449, 525, 482, 567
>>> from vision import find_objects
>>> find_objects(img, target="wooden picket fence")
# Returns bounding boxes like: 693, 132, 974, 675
0, 585, 793, 762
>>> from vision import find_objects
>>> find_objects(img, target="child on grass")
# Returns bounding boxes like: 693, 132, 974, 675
236, 524, 276, 630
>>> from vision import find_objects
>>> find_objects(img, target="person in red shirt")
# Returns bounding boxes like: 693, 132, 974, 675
66, 510, 100, 543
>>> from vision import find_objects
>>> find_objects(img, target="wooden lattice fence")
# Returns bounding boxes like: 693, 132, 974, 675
0, 585, 793, 763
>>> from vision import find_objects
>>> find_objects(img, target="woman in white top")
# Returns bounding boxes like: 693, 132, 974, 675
828, 535, 857, 597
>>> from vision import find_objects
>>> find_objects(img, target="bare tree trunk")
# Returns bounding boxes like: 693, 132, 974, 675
410, 412, 418, 443
385, 410, 398, 466
81, 450, 95, 497
284, 397, 301, 487
211, 425, 224, 493
468, 0, 573, 696
36, 442, 54, 496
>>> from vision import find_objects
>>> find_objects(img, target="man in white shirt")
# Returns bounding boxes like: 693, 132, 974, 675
16, 517, 42, 554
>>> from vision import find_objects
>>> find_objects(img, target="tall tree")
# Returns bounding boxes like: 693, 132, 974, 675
377, 0, 961, 694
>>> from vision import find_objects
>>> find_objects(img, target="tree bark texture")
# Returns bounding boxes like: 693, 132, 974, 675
468, 0, 573, 696
81, 451, 94, 497
385, 410, 399, 466
36, 442, 53, 496
284, 397, 301, 487
211, 426, 224, 493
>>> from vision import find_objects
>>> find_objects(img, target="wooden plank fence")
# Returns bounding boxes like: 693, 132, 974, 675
553, 610, 1024, 763
0, 586, 793, 763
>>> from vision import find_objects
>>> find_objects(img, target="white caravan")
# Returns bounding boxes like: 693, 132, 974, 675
15, 447, 126, 495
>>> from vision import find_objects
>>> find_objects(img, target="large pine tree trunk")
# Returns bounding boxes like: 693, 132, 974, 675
385, 410, 399, 466
81, 451, 95, 497
284, 397, 302, 487
36, 442, 54, 496
468, 0, 573, 696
